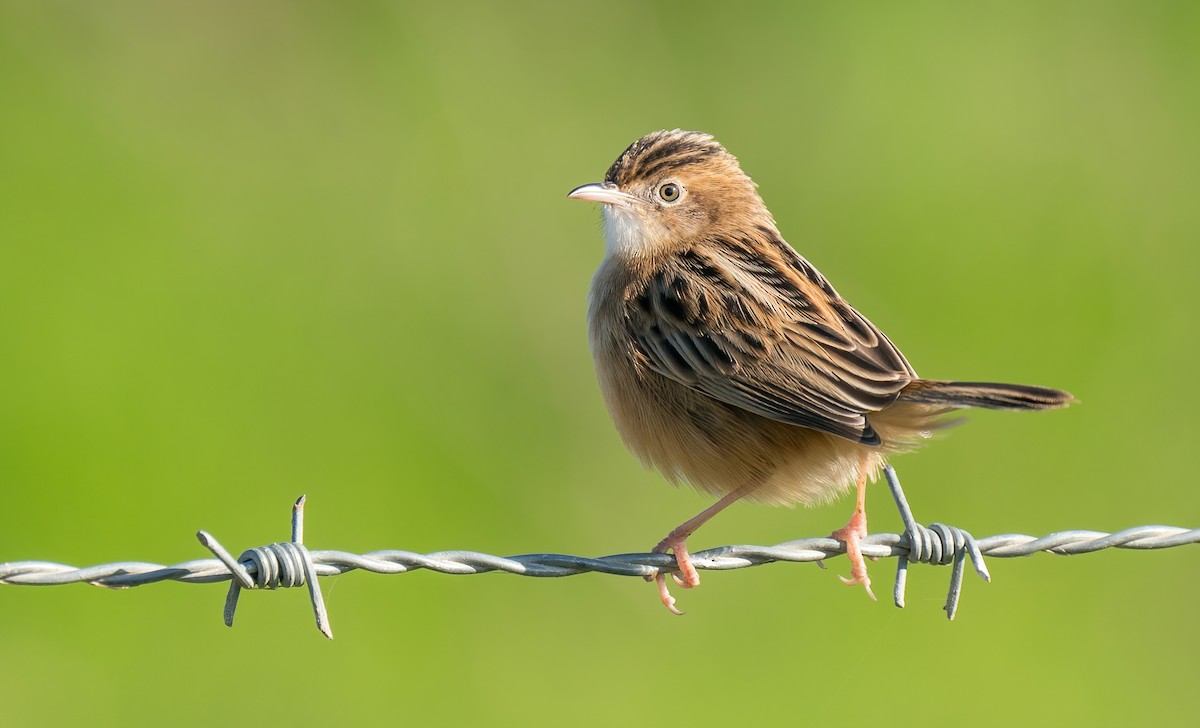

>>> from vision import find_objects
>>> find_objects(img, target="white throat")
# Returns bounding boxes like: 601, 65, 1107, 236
601, 204, 666, 258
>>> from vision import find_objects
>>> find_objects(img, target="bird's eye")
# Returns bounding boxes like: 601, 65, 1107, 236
658, 183, 681, 202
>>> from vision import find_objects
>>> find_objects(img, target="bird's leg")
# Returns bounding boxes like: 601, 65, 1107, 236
651, 481, 758, 615
831, 454, 877, 601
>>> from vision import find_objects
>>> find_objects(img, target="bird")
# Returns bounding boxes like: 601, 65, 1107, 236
567, 129, 1073, 614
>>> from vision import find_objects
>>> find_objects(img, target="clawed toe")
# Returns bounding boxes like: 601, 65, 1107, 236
832, 513, 877, 601
654, 573, 684, 615
650, 533, 699, 613
838, 572, 877, 601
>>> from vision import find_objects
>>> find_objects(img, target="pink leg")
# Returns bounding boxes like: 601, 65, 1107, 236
831, 456, 876, 600
651, 482, 758, 615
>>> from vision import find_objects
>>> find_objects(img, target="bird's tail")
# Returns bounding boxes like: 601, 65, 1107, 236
897, 379, 1074, 411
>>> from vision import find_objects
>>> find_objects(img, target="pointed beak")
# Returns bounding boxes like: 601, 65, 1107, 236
567, 182, 640, 207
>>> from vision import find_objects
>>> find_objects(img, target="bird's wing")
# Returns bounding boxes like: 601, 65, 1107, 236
623, 236, 915, 445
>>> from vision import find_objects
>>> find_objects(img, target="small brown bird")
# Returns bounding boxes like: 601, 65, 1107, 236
568, 130, 1072, 614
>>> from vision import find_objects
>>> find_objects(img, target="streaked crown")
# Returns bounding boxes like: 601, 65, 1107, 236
604, 130, 748, 189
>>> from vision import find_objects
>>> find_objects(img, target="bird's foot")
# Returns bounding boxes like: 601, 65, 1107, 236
832, 510, 877, 601
648, 530, 699, 615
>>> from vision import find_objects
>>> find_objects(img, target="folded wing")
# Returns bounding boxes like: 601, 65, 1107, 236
624, 237, 916, 445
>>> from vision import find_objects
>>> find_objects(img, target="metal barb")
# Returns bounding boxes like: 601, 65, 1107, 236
883, 465, 991, 620
196, 495, 333, 639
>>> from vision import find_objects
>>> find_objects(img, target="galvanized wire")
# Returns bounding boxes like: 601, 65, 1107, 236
2, 467, 1198, 638
4, 524, 1195, 585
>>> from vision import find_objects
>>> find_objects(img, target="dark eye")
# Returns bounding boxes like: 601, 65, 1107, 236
658, 183, 680, 202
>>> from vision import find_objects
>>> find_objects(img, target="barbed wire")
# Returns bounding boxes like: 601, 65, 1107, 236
2, 467, 1197, 638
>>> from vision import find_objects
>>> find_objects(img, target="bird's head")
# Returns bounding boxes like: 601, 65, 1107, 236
568, 130, 772, 257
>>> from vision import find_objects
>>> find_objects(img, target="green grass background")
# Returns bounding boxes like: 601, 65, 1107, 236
1, 2, 1197, 725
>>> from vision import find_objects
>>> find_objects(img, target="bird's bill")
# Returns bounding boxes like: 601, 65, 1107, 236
567, 182, 640, 206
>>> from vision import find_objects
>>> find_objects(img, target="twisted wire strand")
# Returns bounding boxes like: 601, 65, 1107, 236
2, 472, 1197, 639
3, 525, 1195, 585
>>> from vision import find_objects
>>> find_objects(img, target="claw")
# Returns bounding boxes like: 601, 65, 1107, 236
644, 481, 762, 614
838, 573, 877, 601
833, 529, 878, 602
650, 532, 699, 614
655, 573, 684, 615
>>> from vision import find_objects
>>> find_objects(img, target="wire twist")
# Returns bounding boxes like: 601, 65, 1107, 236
2, 470, 1198, 638
197, 496, 331, 638
880, 465, 991, 619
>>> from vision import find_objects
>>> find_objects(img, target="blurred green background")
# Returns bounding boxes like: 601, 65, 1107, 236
1, 2, 1197, 725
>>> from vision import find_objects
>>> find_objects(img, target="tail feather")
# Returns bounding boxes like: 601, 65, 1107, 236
898, 379, 1074, 411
